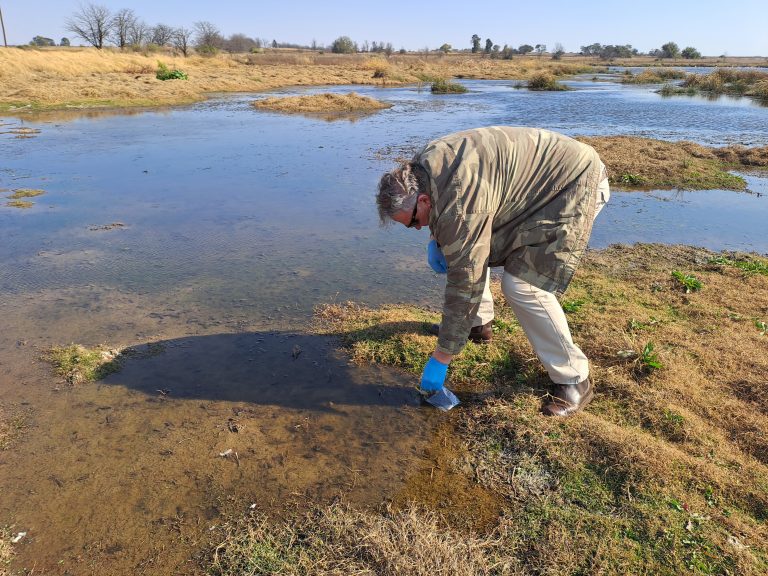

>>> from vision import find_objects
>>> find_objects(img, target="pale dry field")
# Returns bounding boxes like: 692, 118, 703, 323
0, 47, 596, 111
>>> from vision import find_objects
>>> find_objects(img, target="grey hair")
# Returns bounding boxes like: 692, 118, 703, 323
375, 162, 423, 225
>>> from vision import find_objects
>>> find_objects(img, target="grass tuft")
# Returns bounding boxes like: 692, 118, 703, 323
527, 72, 568, 91
155, 61, 188, 81
8, 189, 45, 199
210, 504, 509, 576
430, 78, 468, 93
45, 344, 123, 385
253, 92, 391, 114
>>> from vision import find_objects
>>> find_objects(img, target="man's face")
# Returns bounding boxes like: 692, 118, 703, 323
392, 194, 430, 230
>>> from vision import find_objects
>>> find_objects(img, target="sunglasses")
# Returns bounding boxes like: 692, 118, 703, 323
406, 199, 419, 228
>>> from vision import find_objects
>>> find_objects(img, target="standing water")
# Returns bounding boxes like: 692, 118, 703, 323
1, 74, 767, 573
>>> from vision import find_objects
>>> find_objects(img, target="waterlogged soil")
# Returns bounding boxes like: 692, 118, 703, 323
0, 290, 439, 574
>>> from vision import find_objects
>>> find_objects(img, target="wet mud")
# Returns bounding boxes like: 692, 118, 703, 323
0, 291, 438, 574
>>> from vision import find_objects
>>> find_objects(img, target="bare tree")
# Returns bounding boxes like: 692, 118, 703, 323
66, 3, 113, 49
151, 23, 174, 46
172, 27, 193, 56
127, 20, 149, 47
194, 21, 223, 50
111, 8, 136, 49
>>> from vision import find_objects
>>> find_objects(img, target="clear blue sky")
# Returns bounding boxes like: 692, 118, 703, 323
2, 0, 766, 56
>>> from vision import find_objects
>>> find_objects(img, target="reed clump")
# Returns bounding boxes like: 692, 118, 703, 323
430, 78, 468, 94
681, 69, 768, 100
527, 71, 568, 91
622, 68, 686, 83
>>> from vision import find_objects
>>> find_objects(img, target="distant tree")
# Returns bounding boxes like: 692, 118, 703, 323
60, 37, 71, 46
384, 42, 393, 56
311, 38, 318, 51
66, 3, 112, 49
223, 33, 256, 53
361, 40, 369, 52
399, 47, 406, 54
580, 43, 602, 56
30, 36, 55, 46
471, 34, 481, 53
127, 20, 150, 47
331, 36, 356, 54
172, 27, 193, 56
681, 46, 701, 59
661, 41, 680, 59
439, 43, 451, 54
552, 42, 565, 60
484, 38, 493, 54
535, 43, 546, 56
194, 21, 223, 52
518, 44, 534, 55
271, 39, 278, 49
111, 8, 136, 49
151, 24, 174, 47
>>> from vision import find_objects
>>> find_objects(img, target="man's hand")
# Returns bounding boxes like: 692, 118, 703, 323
420, 356, 449, 392
427, 240, 447, 274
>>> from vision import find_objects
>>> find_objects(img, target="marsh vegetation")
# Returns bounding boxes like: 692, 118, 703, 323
266, 243, 768, 575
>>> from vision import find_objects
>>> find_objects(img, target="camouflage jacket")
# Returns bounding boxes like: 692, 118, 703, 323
414, 126, 603, 355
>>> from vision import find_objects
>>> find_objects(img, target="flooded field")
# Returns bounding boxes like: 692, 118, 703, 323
1, 73, 767, 573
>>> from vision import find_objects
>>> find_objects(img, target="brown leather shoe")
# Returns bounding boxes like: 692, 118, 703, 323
541, 378, 593, 417
426, 321, 493, 343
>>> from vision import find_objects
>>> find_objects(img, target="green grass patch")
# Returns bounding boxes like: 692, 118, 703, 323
156, 61, 188, 81
45, 344, 123, 385
671, 271, 703, 293
710, 255, 768, 276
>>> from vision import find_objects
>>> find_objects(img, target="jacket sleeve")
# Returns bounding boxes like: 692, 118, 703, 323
433, 211, 493, 355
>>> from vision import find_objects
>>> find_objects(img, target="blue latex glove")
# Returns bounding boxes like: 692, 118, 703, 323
420, 357, 448, 392
427, 239, 447, 274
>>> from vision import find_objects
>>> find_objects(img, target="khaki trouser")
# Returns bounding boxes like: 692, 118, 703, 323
473, 172, 610, 384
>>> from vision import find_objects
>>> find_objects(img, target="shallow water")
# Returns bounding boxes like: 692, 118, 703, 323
1, 74, 767, 572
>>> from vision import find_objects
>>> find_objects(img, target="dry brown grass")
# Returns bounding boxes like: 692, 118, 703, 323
0, 48, 595, 112
305, 244, 768, 575
210, 504, 510, 576
578, 136, 768, 189
253, 92, 391, 114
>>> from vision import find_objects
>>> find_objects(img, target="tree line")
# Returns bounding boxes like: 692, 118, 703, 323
37, 4, 705, 61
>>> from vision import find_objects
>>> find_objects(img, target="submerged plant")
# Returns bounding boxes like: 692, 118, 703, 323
671, 270, 703, 293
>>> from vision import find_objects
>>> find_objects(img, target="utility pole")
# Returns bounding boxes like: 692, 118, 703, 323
0, 4, 7, 48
